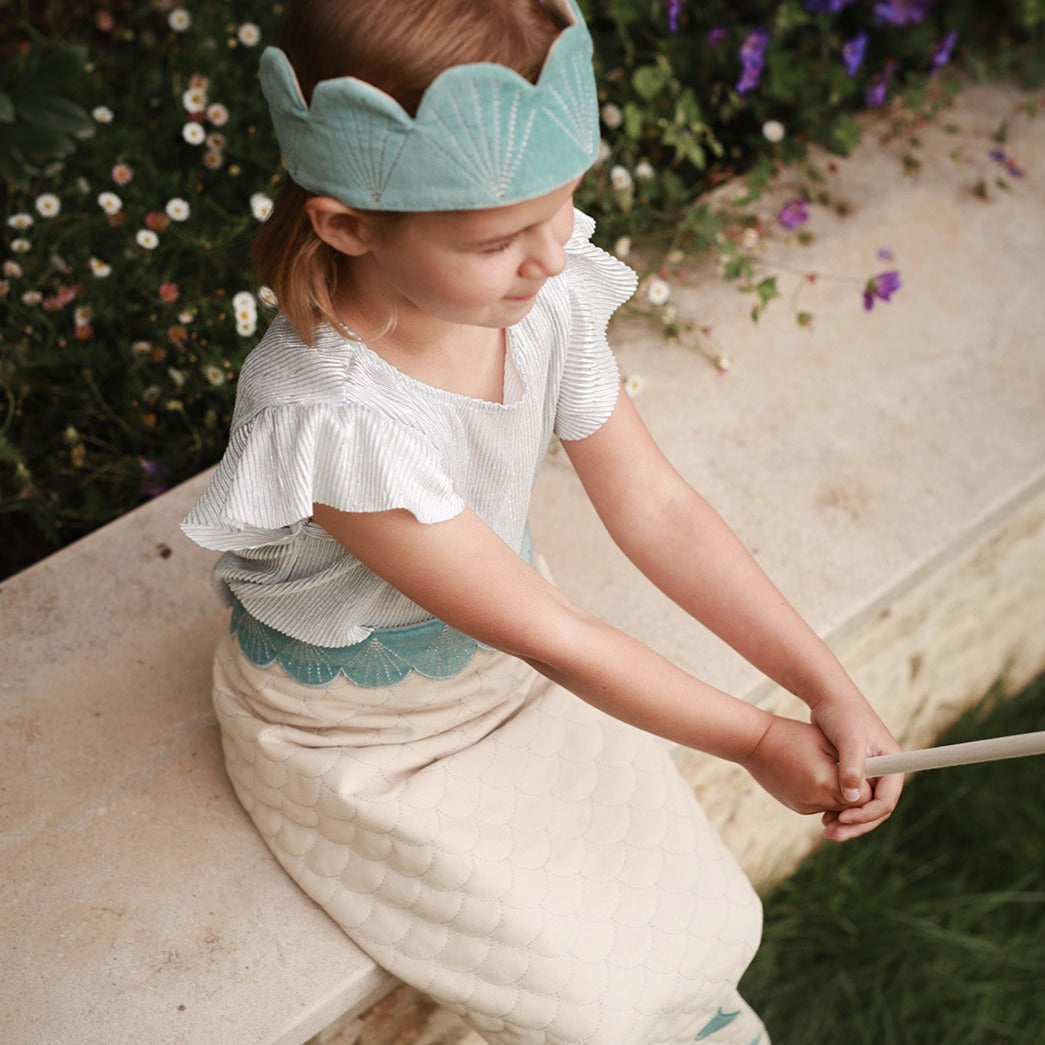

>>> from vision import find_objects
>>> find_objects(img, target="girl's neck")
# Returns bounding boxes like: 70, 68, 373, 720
332, 277, 508, 404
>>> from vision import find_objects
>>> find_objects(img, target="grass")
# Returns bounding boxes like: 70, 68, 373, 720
741, 673, 1045, 1045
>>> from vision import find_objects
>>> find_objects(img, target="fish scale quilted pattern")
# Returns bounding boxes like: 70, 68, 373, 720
213, 634, 768, 1044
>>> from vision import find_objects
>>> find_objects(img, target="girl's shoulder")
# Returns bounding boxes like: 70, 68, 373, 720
231, 315, 382, 425
561, 208, 637, 296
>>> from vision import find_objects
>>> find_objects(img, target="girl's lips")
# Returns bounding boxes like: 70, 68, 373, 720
505, 287, 540, 302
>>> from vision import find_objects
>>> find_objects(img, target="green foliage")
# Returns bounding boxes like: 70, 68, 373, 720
0, 0, 1040, 577
574, 0, 1043, 253
1, 3, 283, 575
742, 674, 1045, 1044
0, 43, 95, 187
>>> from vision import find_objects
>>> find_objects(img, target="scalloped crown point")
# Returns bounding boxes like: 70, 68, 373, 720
260, 0, 599, 211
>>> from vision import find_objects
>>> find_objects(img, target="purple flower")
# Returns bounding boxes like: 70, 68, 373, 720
932, 30, 958, 69
804, 0, 855, 11
866, 59, 898, 107
777, 197, 810, 230
707, 27, 727, 48
874, 0, 932, 27
140, 459, 170, 497
737, 29, 771, 95
877, 246, 895, 261
989, 148, 1026, 178
842, 30, 868, 76
863, 270, 902, 310
666, 0, 684, 33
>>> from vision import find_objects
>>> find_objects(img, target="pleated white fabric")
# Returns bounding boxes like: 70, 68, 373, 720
181, 210, 636, 649
212, 629, 769, 1044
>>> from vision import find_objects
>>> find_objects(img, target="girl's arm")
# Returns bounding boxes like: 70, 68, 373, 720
562, 389, 903, 838
313, 500, 873, 835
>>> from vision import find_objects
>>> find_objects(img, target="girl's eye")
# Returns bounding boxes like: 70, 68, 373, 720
482, 238, 515, 254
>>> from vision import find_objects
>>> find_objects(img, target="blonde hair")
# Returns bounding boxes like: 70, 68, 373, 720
253, 0, 568, 344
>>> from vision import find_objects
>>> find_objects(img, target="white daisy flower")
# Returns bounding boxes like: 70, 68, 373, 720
250, 192, 273, 221
202, 150, 225, 170
182, 87, 208, 114
206, 103, 229, 127
182, 122, 206, 145
136, 229, 159, 250
92, 105, 114, 123
165, 197, 191, 221
741, 227, 760, 250
7, 213, 34, 230
3, 260, 22, 277
236, 316, 257, 337
132, 341, 152, 356
97, 191, 123, 214
168, 367, 187, 388
613, 236, 631, 259
233, 290, 257, 316
21, 290, 43, 306
646, 278, 671, 306
203, 365, 226, 386
596, 139, 611, 166
35, 193, 61, 217
635, 160, 655, 182
600, 103, 623, 129
623, 374, 646, 398
89, 257, 112, 277
610, 165, 632, 191
237, 22, 261, 47
11, 238, 31, 254
762, 120, 786, 144
168, 8, 191, 32
258, 285, 278, 307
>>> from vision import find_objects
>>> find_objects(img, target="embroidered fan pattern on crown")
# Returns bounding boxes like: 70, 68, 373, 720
341, 108, 410, 207
426, 84, 537, 202
259, 0, 599, 211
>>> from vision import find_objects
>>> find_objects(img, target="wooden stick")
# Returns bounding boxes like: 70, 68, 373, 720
866, 731, 1045, 776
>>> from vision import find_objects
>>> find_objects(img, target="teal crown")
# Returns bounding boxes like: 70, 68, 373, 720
260, 0, 599, 212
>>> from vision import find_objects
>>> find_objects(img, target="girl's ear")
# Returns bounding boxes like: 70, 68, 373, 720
305, 196, 376, 256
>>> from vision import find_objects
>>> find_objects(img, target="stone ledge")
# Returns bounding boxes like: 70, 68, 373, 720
2, 81, 1042, 1044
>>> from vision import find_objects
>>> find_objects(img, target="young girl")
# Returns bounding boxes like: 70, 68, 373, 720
182, 1, 903, 1041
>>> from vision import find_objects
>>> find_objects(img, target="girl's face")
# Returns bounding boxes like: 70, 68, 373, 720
347, 178, 579, 335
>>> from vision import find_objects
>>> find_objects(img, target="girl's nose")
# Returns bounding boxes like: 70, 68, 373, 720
519, 225, 567, 279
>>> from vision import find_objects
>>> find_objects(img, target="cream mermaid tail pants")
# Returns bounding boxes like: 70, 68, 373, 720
212, 632, 770, 1044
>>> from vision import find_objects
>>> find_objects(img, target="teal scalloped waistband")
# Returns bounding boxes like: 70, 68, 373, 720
230, 601, 490, 688
230, 527, 532, 688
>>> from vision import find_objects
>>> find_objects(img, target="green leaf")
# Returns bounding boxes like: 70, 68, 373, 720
622, 101, 645, 140
15, 95, 92, 137
756, 277, 781, 307
33, 45, 88, 92
826, 113, 863, 156
632, 63, 671, 102
0, 90, 14, 125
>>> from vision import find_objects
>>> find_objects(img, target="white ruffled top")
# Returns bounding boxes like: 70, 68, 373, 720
181, 211, 637, 648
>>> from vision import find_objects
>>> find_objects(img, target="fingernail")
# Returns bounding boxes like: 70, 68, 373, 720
843, 787, 861, 802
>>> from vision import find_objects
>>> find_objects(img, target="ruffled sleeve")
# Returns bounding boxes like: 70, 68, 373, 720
180, 401, 464, 551
553, 210, 638, 441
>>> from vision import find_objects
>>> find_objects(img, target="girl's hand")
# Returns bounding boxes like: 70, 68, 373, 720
809, 694, 904, 842
741, 716, 870, 820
